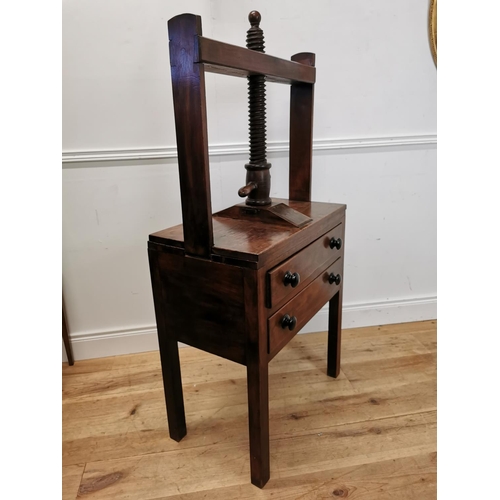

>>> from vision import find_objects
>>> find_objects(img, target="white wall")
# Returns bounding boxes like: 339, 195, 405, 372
62, 0, 436, 360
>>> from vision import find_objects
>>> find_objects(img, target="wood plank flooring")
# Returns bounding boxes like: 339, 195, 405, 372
62, 320, 436, 499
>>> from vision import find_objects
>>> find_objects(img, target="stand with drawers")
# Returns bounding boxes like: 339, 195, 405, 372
148, 11, 346, 488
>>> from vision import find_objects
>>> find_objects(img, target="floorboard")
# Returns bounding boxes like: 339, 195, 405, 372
62, 320, 436, 499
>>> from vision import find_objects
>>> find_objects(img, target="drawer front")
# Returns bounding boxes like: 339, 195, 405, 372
266, 222, 344, 309
268, 257, 343, 356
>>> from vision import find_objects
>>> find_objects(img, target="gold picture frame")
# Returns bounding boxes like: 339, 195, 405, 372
429, 0, 437, 66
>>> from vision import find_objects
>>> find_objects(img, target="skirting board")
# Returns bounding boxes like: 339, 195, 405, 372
62, 295, 437, 362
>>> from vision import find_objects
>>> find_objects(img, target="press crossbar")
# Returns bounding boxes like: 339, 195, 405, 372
196, 36, 316, 84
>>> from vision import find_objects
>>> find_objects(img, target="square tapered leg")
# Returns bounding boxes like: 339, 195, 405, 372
149, 248, 187, 441
158, 336, 187, 441
327, 290, 343, 378
246, 360, 270, 488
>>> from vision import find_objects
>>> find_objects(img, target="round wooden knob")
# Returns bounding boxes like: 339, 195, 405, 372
281, 314, 297, 331
329, 237, 342, 250
283, 271, 300, 288
328, 273, 342, 286
248, 10, 261, 26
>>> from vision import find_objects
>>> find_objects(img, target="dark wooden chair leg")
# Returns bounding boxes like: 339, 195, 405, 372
327, 290, 343, 378
246, 360, 270, 488
62, 301, 74, 366
158, 336, 187, 442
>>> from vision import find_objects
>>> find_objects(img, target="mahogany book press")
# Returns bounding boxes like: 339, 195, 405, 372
148, 11, 346, 488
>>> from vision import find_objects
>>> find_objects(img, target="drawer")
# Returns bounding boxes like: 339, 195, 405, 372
268, 257, 343, 357
266, 223, 344, 309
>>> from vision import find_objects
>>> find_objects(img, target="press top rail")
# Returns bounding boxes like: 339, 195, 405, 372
196, 36, 316, 84
168, 13, 315, 85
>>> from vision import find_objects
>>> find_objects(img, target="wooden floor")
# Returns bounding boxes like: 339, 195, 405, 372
62, 320, 436, 499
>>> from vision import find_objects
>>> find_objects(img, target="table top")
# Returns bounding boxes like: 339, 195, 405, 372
149, 199, 346, 269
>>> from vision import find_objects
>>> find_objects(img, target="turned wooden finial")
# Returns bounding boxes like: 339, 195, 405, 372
238, 11, 272, 207
248, 10, 261, 26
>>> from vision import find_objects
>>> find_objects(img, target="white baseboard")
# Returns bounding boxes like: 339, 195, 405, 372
63, 326, 160, 362
63, 295, 436, 362
301, 295, 437, 333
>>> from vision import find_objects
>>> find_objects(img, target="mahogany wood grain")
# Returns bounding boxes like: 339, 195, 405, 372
150, 200, 346, 270
289, 53, 315, 202
266, 222, 343, 309
198, 37, 316, 84
149, 203, 345, 487
148, 11, 347, 489
244, 268, 270, 487
168, 14, 213, 258
268, 258, 343, 359
148, 248, 187, 441
155, 250, 247, 365
327, 290, 343, 378
328, 223, 346, 377
216, 201, 312, 228
266, 203, 312, 227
